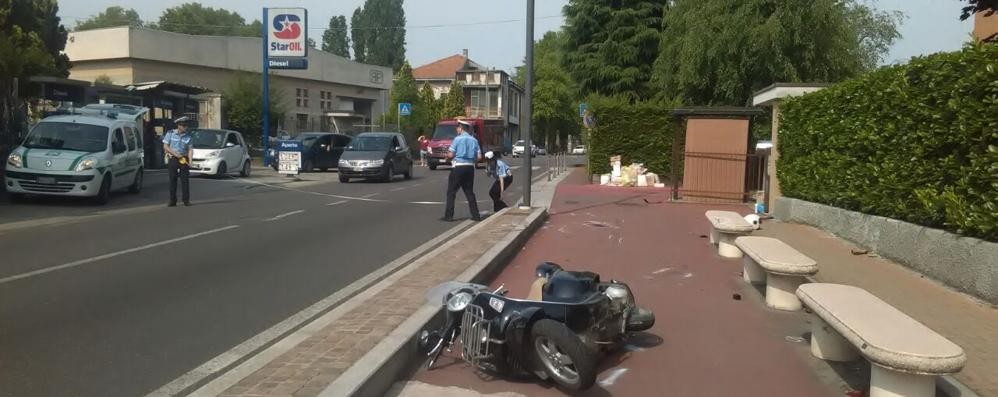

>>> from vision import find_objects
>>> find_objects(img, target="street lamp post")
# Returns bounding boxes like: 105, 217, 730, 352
522, 0, 534, 208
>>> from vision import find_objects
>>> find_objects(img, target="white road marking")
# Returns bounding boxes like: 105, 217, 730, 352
264, 210, 304, 221
325, 200, 348, 206
599, 368, 628, 387
362, 193, 379, 198
409, 201, 444, 205
220, 177, 389, 203
390, 187, 405, 192
0, 225, 240, 284
652, 267, 671, 274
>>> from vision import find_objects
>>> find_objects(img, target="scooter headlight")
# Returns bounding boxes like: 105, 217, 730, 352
446, 292, 473, 312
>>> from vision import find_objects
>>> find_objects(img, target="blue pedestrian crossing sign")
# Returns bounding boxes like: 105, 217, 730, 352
579, 102, 588, 117
399, 102, 412, 116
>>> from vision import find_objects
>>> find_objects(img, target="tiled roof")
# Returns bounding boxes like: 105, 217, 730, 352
413, 54, 481, 80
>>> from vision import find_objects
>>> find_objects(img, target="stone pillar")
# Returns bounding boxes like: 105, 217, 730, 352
768, 102, 782, 203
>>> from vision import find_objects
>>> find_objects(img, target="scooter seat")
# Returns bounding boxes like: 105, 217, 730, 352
542, 270, 601, 303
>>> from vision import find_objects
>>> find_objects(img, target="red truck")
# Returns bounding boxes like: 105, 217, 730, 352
426, 118, 503, 170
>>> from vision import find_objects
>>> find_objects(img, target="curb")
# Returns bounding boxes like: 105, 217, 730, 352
318, 207, 549, 397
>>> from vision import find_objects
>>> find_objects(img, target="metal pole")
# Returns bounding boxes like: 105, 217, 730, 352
397, 103, 400, 133
522, 0, 534, 208
261, 7, 271, 167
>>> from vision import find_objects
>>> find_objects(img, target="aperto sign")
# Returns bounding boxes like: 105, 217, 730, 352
266, 8, 307, 58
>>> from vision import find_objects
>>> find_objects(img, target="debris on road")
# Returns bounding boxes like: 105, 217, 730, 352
732, 293, 742, 300
850, 248, 869, 255
785, 336, 806, 343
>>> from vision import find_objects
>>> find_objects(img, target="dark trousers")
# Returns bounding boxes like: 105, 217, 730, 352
489, 175, 513, 212
168, 157, 190, 204
444, 165, 480, 220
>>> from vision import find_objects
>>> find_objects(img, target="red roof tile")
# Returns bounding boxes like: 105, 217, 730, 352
413, 54, 479, 80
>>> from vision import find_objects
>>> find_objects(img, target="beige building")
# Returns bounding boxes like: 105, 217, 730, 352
65, 26, 393, 135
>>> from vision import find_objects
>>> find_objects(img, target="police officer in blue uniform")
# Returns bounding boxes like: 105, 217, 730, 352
162, 116, 193, 207
441, 119, 482, 222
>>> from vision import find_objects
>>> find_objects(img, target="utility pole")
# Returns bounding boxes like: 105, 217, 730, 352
522, 0, 534, 208
261, 8, 271, 167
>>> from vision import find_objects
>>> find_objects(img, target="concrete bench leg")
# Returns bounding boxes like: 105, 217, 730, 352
765, 274, 805, 311
709, 228, 718, 245
809, 314, 860, 362
717, 233, 743, 258
742, 257, 766, 284
869, 365, 935, 397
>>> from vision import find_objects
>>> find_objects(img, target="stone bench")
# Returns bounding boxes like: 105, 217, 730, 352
797, 283, 966, 397
735, 236, 817, 311
705, 210, 754, 258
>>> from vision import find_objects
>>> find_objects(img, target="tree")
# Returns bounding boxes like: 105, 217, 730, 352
416, 82, 439, 134
380, 62, 419, 142
961, 0, 998, 19
222, 72, 285, 146
351, 8, 367, 62
516, 31, 580, 151
652, 0, 902, 107
440, 80, 466, 119
0, 0, 67, 149
352, 0, 406, 69
94, 74, 113, 85
75, 6, 142, 31
561, 0, 666, 101
156, 3, 259, 37
322, 15, 350, 58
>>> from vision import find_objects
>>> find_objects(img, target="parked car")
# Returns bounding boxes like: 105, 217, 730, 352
338, 132, 413, 183
536, 146, 548, 156
269, 132, 351, 172
5, 104, 148, 204
512, 140, 537, 158
189, 129, 252, 177
572, 145, 587, 155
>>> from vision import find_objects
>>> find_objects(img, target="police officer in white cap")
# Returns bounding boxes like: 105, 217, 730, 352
441, 119, 482, 221
162, 116, 193, 206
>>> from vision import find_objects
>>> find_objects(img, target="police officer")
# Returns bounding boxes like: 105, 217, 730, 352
441, 119, 482, 222
162, 116, 193, 207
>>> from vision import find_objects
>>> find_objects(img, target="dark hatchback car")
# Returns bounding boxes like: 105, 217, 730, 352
269, 132, 351, 172
337, 132, 413, 183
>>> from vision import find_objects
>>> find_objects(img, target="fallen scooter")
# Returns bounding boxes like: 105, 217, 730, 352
418, 262, 655, 392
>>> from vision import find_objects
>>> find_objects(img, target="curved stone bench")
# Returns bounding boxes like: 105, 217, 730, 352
797, 283, 966, 397
705, 210, 754, 258
735, 236, 817, 311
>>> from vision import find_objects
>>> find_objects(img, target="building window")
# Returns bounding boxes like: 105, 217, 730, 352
303, 99, 309, 108
303, 89, 309, 98
297, 113, 308, 130
297, 88, 310, 108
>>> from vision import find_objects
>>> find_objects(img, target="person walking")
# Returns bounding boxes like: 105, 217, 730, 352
162, 116, 193, 207
441, 120, 481, 222
486, 151, 512, 212
418, 134, 429, 166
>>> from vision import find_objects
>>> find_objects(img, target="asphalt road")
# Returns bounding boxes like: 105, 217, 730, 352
0, 156, 575, 397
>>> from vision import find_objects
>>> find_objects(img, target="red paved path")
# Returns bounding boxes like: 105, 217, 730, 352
412, 170, 838, 397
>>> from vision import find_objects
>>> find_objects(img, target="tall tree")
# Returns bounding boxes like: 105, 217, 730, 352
75, 6, 142, 31
562, 0, 666, 101
439, 80, 466, 119
652, 0, 901, 107
961, 0, 998, 19
416, 82, 439, 134
353, 0, 406, 69
382, 62, 419, 140
516, 31, 579, 151
322, 15, 350, 57
156, 3, 259, 37
0, 0, 67, 149
350, 7, 367, 62
222, 72, 285, 145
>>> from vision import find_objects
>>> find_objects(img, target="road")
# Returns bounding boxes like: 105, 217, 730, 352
0, 156, 571, 397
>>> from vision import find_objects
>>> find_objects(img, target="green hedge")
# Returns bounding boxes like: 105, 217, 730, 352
778, 43, 998, 241
588, 96, 678, 177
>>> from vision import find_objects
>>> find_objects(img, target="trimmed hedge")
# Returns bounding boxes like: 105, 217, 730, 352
778, 43, 998, 241
588, 96, 678, 177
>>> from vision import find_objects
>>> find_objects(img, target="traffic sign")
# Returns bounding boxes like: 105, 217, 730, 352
579, 102, 588, 117
399, 102, 412, 116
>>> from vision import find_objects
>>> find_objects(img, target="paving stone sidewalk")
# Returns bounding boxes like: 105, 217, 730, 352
756, 220, 998, 397
217, 210, 532, 397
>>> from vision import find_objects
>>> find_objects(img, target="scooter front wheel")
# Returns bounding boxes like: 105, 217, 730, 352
531, 319, 597, 392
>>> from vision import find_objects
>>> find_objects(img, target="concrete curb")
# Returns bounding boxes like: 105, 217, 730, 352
318, 207, 549, 397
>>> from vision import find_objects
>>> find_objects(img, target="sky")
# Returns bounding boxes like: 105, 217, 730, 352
56, 0, 975, 73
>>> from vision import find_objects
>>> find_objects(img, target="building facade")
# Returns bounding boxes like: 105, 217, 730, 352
65, 27, 393, 136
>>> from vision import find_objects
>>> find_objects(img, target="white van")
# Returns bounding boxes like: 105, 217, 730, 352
4, 104, 149, 204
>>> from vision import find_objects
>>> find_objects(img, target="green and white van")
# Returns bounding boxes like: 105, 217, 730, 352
4, 104, 149, 204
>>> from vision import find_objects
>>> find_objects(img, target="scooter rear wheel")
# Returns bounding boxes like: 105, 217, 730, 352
530, 319, 597, 392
